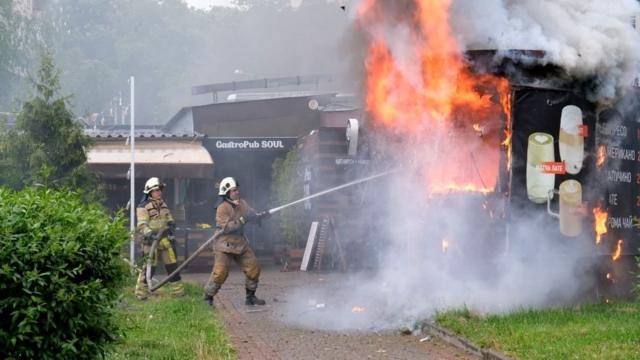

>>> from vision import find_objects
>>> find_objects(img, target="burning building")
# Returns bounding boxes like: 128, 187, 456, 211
301, 0, 640, 305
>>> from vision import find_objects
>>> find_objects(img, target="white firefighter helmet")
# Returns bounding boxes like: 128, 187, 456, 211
218, 177, 238, 196
143, 177, 163, 194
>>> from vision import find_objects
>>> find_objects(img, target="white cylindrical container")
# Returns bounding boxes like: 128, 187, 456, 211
559, 105, 584, 175
527, 132, 555, 203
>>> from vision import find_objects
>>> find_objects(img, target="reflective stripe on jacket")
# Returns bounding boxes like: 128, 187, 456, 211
136, 198, 174, 237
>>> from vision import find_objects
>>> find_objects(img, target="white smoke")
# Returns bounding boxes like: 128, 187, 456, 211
281, 159, 598, 331
450, 0, 640, 99
277, 0, 625, 332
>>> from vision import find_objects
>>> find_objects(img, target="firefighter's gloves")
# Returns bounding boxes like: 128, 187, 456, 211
239, 211, 271, 225
167, 220, 177, 235
143, 231, 154, 245
143, 230, 166, 245
239, 212, 259, 225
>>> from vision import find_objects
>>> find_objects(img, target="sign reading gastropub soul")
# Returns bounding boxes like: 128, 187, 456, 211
209, 138, 298, 151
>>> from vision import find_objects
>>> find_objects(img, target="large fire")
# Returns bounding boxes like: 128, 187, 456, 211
592, 206, 608, 244
359, 0, 510, 195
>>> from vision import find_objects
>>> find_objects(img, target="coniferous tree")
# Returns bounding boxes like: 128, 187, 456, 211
0, 52, 101, 199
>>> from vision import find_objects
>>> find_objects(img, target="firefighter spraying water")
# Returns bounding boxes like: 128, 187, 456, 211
149, 169, 396, 293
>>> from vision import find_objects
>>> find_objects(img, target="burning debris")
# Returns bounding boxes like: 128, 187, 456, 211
596, 145, 606, 169
593, 206, 608, 244
612, 240, 623, 261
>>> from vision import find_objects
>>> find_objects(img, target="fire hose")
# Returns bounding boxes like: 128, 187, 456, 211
144, 228, 171, 288
145, 238, 159, 289
149, 169, 396, 292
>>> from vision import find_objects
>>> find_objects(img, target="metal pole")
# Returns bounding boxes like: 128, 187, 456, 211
129, 76, 135, 265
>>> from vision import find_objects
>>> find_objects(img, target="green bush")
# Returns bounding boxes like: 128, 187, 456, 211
0, 187, 129, 359
271, 148, 307, 248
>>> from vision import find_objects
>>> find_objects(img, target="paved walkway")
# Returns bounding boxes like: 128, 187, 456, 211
184, 266, 478, 360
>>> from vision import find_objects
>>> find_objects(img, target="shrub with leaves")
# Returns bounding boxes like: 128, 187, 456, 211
0, 187, 128, 359
271, 148, 307, 248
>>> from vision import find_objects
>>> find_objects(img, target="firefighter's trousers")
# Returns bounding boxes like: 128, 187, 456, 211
205, 248, 261, 296
135, 237, 184, 299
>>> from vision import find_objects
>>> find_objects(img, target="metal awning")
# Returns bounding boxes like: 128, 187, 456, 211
87, 140, 214, 179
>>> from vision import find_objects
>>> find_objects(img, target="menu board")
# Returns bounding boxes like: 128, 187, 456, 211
596, 108, 640, 256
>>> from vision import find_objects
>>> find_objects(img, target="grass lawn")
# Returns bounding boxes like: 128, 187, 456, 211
108, 282, 235, 360
436, 300, 640, 360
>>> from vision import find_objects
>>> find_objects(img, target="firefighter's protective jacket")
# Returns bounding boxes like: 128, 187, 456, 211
214, 199, 255, 254
137, 198, 174, 239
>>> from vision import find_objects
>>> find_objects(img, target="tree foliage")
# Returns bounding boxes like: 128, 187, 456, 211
0, 1, 35, 109
271, 148, 307, 248
0, 52, 100, 199
0, 187, 129, 359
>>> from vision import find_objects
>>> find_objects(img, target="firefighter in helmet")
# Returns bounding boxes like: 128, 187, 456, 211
135, 177, 184, 299
204, 176, 271, 307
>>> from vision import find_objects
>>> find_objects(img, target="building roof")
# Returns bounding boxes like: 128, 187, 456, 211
86, 139, 214, 179
165, 92, 361, 138
84, 124, 204, 139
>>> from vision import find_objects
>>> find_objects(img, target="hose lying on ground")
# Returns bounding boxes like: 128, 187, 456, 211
150, 230, 222, 292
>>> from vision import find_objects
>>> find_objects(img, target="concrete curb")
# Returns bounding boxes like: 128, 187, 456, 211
420, 321, 513, 360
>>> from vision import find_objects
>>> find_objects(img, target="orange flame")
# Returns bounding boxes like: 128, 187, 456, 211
596, 145, 606, 169
360, 0, 510, 195
593, 206, 608, 244
498, 82, 512, 171
352, 306, 366, 313
612, 240, 623, 261
442, 238, 449, 252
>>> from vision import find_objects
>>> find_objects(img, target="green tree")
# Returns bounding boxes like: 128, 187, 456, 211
0, 52, 100, 198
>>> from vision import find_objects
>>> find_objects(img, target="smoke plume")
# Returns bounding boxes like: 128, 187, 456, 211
450, 0, 640, 100
278, 0, 638, 331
